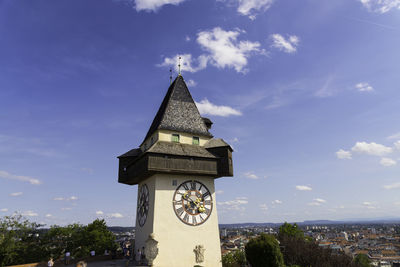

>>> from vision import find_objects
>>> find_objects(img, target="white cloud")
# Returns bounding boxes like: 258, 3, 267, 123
197, 27, 262, 73
45, 214, 52, 218
355, 82, 374, 92
272, 200, 282, 204
54, 196, 78, 201
216, 190, 224, 195
135, 0, 187, 12
387, 132, 400, 140
362, 201, 377, 209
237, 0, 275, 18
110, 213, 124, 218
380, 157, 397, 166
96, 210, 104, 215
10, 192, 23, 197
195, 99, 242, 117
1, 208, 8, 212
314, 198, 326, 203
243, 171, 258, 179
359, 0, 400, 13
158, 53, 208, 73
186, 79, 197, 87
383, 182, 400, 190
336, 149, 352, 159
259, 203, 268, 211
296, 185, 312, 191
270, 34, 300, 53
351, 142, 393, 156
218, 197, 248, 210
22, 210, 38, 217
185, 35, 191, 42
308, 202, 321, 206
0, 170, 41, 185
159, 28, 262, 74
394, 140, 400, 150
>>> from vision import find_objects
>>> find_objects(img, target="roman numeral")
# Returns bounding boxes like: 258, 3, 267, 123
183, 213, 189, 222
205, 208, 210, 215
182, 183, 189, 190
198, 184, 203, 192
192, 216, 197, 225
204, 200, 212, 205
202, 191, 210, 199
190, 181, 196, 190
176, 207, 184, 216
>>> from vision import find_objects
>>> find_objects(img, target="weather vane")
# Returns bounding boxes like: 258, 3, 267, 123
178, 56, 181, 75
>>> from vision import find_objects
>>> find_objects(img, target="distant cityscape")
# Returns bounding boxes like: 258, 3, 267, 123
111, 220, 400, 267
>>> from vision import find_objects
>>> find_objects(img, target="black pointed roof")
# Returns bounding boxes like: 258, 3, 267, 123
142, 75, 212, 144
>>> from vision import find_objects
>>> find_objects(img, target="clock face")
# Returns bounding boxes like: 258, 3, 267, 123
137, 184, 149, 227
172, 180, 213, 226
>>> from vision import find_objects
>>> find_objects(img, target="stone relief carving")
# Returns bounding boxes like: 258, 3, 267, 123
193, 245, 205, 263
145, 233, 159, 265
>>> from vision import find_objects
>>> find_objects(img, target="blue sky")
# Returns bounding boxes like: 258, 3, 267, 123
1, 0, 400, 226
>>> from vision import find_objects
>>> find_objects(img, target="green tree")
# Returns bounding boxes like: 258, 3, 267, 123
0, 215, 46, 266
245, 233, 284, 267
278, 222, 304, 240
354, 254, 372, 267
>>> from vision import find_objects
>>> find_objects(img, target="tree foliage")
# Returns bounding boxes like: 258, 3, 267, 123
278, 222, 304, 240
245, 233, 284, 267
222, 250, 246, 267
354, 254, 372, 267
0, 216, 116, 266
278, 234, 359, 267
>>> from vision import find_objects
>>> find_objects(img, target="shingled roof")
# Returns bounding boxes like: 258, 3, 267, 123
142, 75, 212, 144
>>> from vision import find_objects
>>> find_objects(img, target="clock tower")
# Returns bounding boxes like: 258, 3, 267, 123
118, 75, 233, 267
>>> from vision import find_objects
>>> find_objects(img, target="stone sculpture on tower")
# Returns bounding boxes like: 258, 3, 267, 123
118, 75, 233, 267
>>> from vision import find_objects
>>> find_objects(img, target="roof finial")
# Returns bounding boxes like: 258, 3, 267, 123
178, 56, 182, 76
169, 68, 172, 85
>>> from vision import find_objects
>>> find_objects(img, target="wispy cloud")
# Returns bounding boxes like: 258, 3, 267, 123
10, 192, 23, 197
359, 0, 400, 14
158, 54, 208, 73
0, 170, 41, 185
380, 157, 397, 166
45, 214, 52, 218
259, 203, 268, 211
22, 210, 38, 217
96, 210, 104, 215
362, 201, 377, 209
216, 190, 224, 195
186, 79, 197, 87
134, 0, 187, 12
243, 171, 258, 179
109, 212, 124, 218
383, 182, 400, 190
53, 196, 79, 201
355, 82, 374, 92
271, 200, 282, 204
218, 197, 248, 211
387, 132, 400, 140
195, 99, 242, 117
336, 149, 352, 159
270, 34, 300, 53
237, 0, 275, 19
296, 185, 312, 191
1, 208, 8, 212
